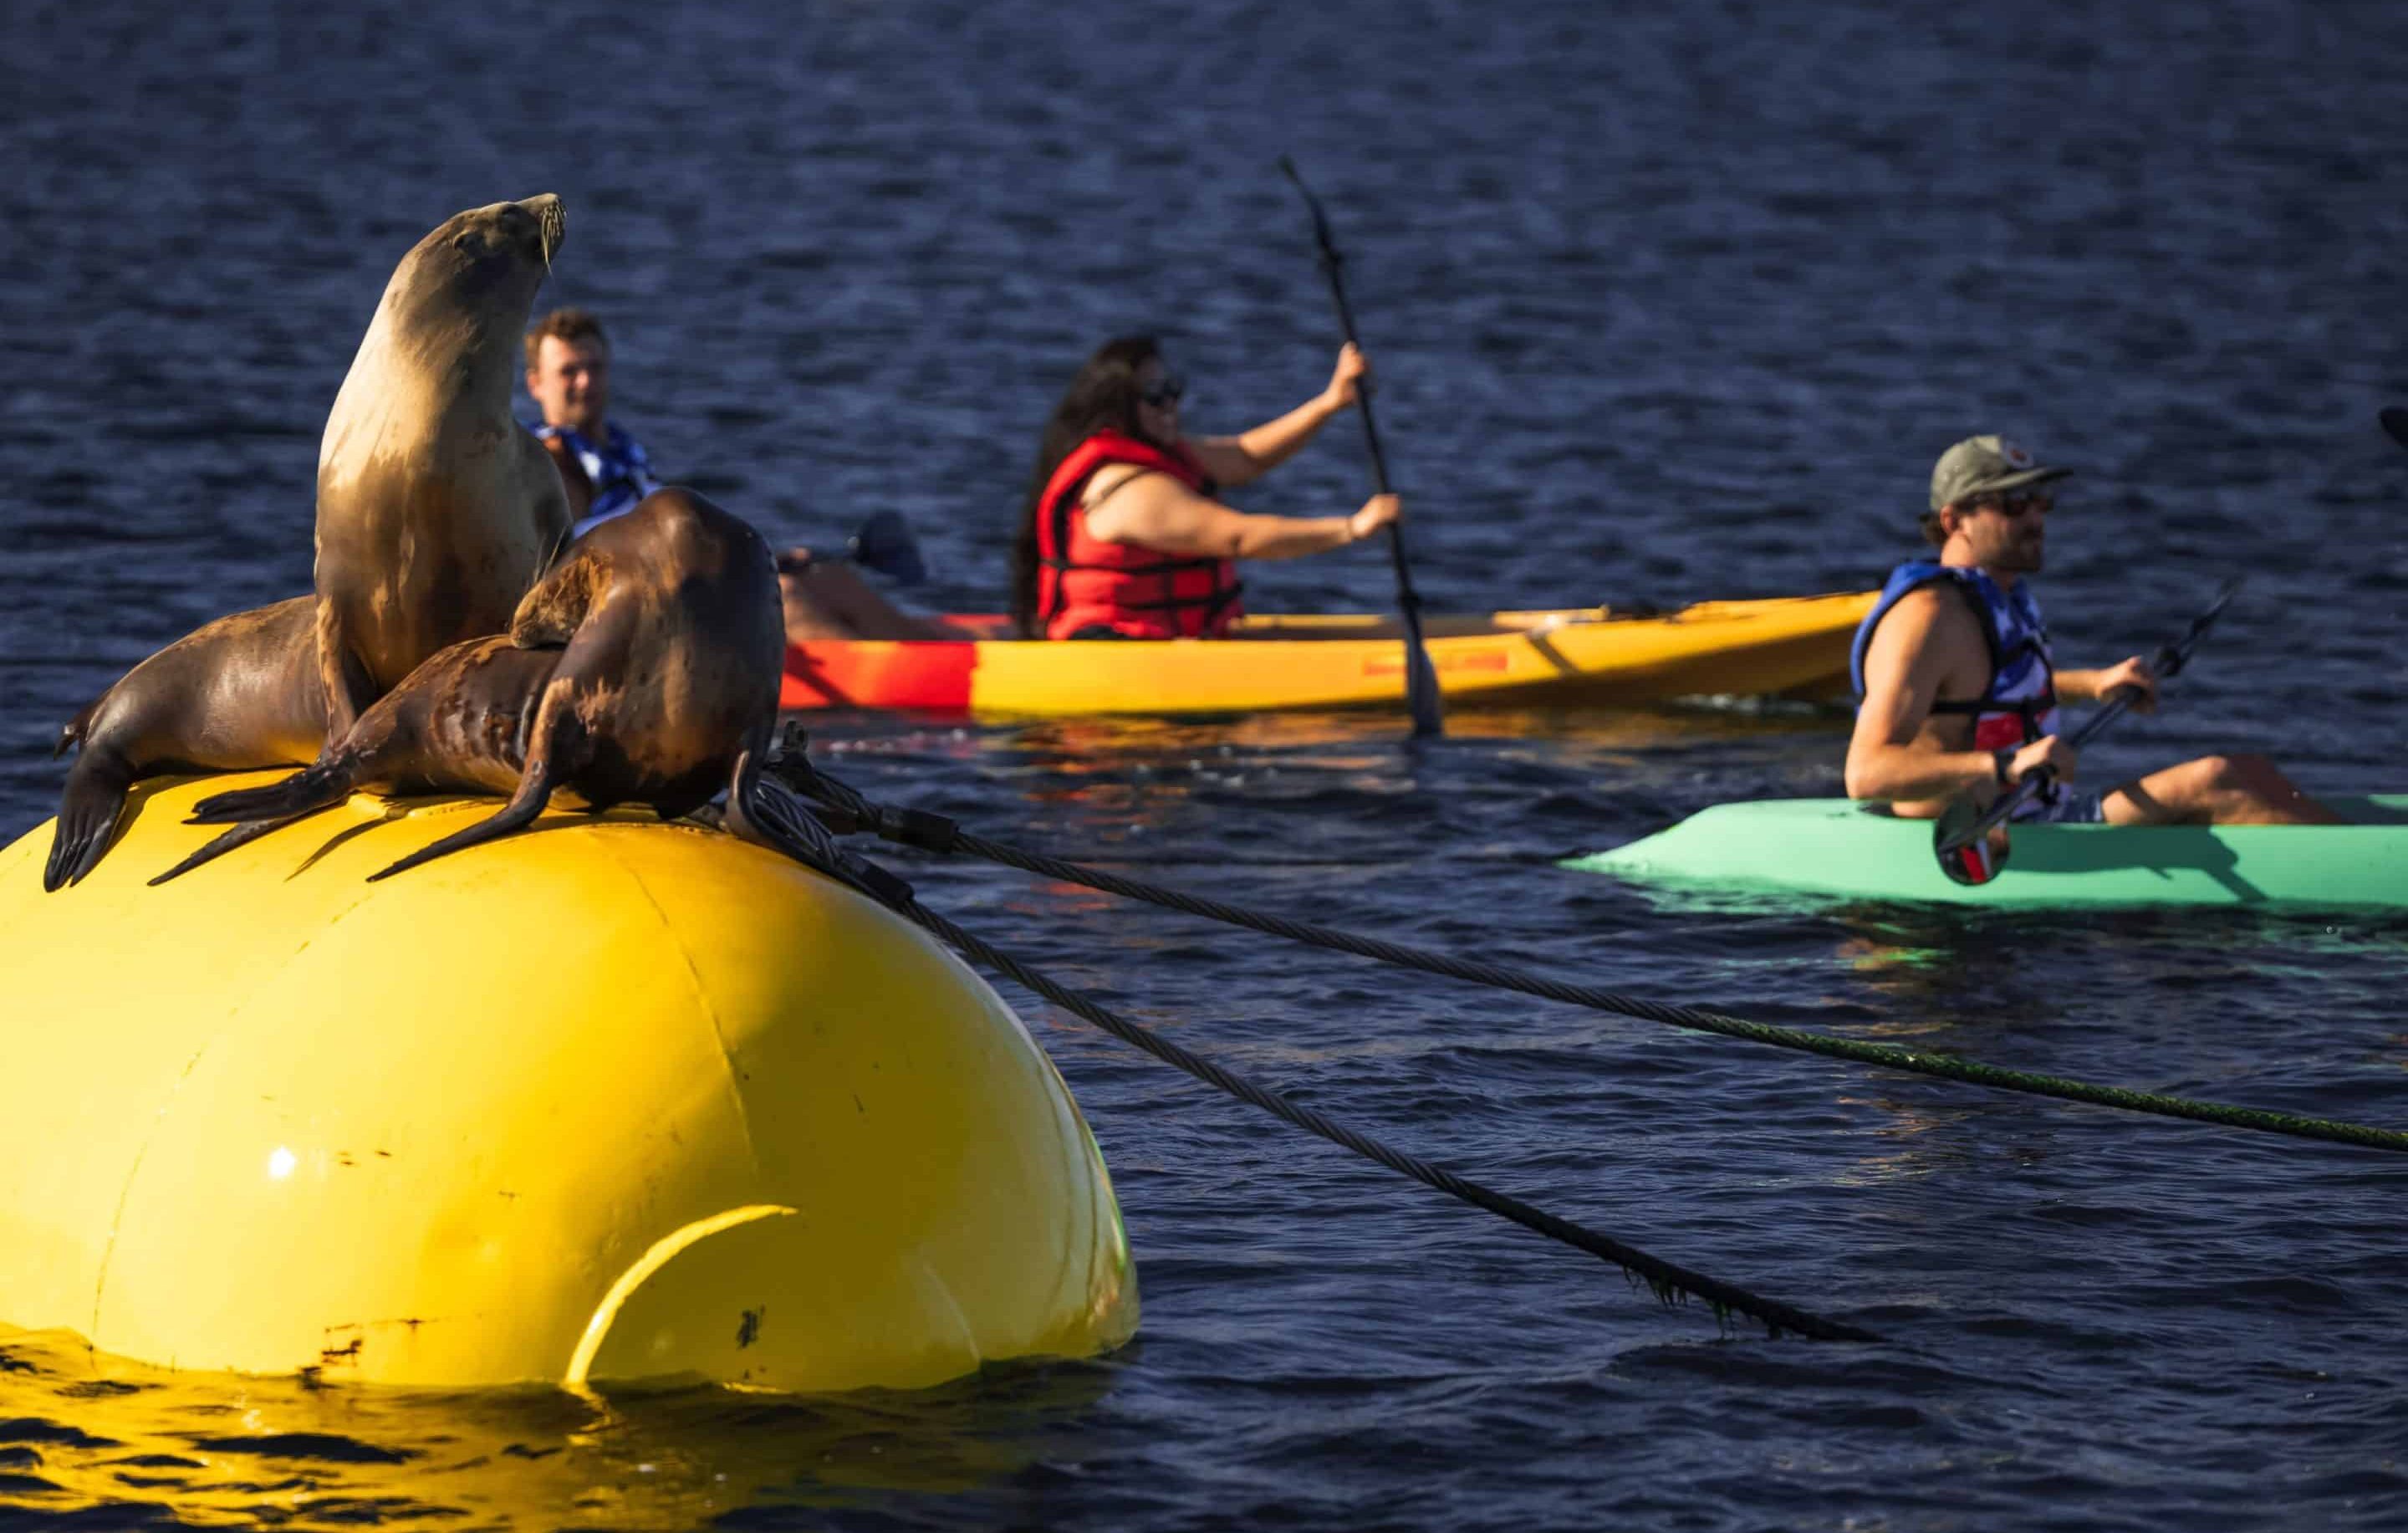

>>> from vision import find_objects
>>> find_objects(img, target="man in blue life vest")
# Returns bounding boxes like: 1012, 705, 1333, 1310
523, 308, 663, 539
1844, 435, 2335, 826
523, 307, 941, 639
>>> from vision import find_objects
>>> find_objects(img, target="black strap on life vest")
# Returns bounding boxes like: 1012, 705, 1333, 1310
1924, 574, 2055, 743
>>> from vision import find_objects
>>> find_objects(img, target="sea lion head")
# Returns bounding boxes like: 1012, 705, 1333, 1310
386, 193, 568, 332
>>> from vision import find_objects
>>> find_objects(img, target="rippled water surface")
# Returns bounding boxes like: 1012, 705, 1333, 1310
7, 0, 2408, 1526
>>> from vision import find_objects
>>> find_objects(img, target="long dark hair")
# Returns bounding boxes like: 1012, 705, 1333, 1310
1010, 336, 1165, 637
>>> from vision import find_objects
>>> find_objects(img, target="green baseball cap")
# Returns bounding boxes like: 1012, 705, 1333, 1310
1929, 435, 2073, 511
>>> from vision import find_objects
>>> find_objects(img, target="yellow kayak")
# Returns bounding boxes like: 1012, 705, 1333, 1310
781, 591, 1878, 714
0, 774, 1135, 1392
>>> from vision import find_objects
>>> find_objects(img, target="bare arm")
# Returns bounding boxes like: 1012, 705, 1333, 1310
2055, 667, 2104, 702
1084, 468, 1392, 561
1186, 344, 1368, 488
539, 435, 594, 526
2056, 657, 2158, 709
1844, 588, 2011, 803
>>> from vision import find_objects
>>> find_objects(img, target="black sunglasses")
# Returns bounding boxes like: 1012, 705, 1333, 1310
1138, 373, 1186, 409
1972, 492, 2054, 518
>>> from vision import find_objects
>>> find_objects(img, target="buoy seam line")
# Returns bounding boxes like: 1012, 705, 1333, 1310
597, 836, 762, 1181
734, 775, 1869, 1341
775, 762, 2408, 1157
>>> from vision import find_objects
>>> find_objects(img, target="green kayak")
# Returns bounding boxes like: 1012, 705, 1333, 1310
1565, 796, 2408, 910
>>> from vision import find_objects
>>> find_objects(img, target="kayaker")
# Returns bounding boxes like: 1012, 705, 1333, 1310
523, 307, 941, 641
1845, 435, 2336, 826
523, 308, 663, 539
1009, 336, 1403, 639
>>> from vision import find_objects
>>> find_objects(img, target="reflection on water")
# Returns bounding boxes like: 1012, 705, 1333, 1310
0, 1326, 1120, 1528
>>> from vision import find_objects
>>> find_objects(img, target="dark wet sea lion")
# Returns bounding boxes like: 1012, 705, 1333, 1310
314, 193, 573, 738
44, 597, 325, 891
150, 636, 561, 884
169, 488, 787, 883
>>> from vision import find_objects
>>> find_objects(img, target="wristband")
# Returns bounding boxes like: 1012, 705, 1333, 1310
1992, 749, 2016, 788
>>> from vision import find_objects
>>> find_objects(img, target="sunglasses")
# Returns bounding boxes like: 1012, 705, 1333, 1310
1138, 373, 1186, 409
1972, 492, 2054, 518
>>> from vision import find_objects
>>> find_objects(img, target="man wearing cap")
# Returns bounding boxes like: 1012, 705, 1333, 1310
1844, 435, 2334, 826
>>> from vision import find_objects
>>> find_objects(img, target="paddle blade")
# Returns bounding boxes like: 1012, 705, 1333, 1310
1934, 799, 2011, 887
846, 510, 927, 586
2382, 406, 2408, 452
1404, 640, 1444, 738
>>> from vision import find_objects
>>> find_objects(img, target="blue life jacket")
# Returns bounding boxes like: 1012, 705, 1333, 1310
1852, 560, 2063, 797
530, 422, 661, 538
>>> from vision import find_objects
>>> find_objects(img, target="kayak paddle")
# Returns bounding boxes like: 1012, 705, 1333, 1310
1278, 155, 1445, 739
2381, 406, 2408, 452
1933, 577, 2243, 885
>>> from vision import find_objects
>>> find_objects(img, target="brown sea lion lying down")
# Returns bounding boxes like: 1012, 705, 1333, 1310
159, 488, 790, 884
44, 597, 325, 892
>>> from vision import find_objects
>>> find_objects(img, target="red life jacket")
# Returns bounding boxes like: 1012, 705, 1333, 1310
1033, 431, 1244, 641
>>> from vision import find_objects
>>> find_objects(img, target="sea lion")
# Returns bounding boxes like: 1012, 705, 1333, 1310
44, 597, 325, 891
164, 488, 787, 884
313, 193, 574, 738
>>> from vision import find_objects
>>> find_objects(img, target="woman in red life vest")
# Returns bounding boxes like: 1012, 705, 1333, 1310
1010, 336, 1403, 640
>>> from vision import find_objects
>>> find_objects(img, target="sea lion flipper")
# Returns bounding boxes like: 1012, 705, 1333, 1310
148, 811, 319, 887
44, 754, 134, 892
186, 761, 356, 825
365, 680, 584, 881
508, 547, 606, 649
364, 776, 555, 883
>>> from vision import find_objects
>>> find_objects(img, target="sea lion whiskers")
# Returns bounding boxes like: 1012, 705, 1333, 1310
538, 197, 565, 273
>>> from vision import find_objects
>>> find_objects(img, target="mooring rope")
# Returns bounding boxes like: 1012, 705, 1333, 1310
735, 777, 1873, 1341
772, 753, 2408, 1157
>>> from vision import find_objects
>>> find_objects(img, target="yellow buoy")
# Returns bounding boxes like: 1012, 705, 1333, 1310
0, 774, 1136, 1391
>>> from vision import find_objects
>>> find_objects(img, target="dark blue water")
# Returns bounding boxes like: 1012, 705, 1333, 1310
7, 0, 2408, 1526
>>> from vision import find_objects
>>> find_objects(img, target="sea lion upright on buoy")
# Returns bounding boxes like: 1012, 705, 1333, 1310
313, 193, 573, 738
43, 597, 325, 891
166, 488, 789, 884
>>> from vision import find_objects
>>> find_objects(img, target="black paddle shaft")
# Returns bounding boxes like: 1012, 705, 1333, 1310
1278, 155, 1443, 737
1940, 577, 2243, 854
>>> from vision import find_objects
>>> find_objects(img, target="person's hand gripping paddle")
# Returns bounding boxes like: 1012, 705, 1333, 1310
1934, 578, 2243, 885
1278, 155, 1444, 739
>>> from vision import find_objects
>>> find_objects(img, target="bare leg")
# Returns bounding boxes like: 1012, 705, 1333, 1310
779, 562, 951, 641
2102, 754, 2343, 827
